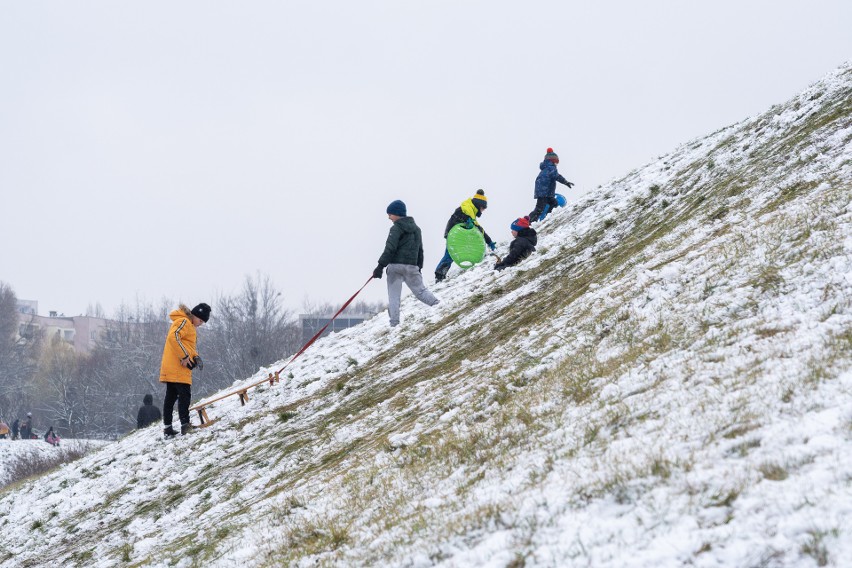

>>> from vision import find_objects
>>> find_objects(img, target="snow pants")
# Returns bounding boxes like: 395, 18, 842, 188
386, 263, 439, 326
530, 196, 558, 222
163, 382, 192, 426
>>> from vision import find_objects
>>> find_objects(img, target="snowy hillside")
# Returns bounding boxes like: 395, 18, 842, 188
1, 63, 851, 567
0, 440, 106, 489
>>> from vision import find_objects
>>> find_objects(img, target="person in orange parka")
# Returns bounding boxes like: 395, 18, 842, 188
160, 302, 210, 437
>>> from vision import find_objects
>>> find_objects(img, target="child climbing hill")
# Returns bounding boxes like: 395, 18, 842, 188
435, 189, 495, 282
530, 148, 573, 222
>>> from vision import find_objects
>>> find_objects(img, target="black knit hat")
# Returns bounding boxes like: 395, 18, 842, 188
471, 189, 488, 211
191, 302, 211, 322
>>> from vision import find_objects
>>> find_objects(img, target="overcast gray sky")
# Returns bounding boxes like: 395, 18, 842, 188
2, 1, 851, 318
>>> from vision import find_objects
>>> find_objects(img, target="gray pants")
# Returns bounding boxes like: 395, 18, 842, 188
386, 264, 439, 326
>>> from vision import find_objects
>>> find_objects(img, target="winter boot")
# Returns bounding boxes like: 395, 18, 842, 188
163, 425, 178, 437
180, 423, 196, 435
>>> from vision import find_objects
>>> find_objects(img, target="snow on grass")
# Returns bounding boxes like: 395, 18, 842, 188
0, 439, 108, 490
0, 62, 851, 567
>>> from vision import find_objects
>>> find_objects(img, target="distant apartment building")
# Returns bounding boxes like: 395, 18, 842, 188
16, 300, 108, 354
299, 313, 375, 344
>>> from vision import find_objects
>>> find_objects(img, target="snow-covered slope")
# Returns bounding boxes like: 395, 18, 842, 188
1, 63, 851, 567
0, 440, 106, 488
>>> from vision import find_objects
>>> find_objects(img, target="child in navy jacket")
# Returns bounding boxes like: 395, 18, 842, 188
530, 148, 573, 222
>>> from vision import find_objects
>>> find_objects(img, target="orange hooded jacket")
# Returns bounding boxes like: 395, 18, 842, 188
159, 305, 200, 385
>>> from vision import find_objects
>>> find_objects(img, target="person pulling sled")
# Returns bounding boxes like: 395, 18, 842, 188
373, 200, 440, 327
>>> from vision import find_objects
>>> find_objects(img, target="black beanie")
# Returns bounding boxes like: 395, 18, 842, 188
471, 189, 488, 211
191, 303, 211, 322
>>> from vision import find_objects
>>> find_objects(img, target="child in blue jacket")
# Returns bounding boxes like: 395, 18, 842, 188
529, 148, 573, 222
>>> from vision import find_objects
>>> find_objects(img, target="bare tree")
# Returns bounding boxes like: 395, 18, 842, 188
34, 334, 83, 436
85, 302, 106, 318
301, 297, 386, 317
0, 282, 42, 424
86, 298, 172, 437
203, 273, 301, 394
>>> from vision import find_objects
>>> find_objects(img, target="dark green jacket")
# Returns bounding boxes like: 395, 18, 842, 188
378, 216, 424, 268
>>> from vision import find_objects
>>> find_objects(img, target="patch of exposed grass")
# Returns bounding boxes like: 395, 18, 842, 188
120, 543, 133, 563
71, 549, 94, 564
103, 485, 133, 510
758, 462, 789, 481
649, 456, 674, 479
721, 421, 760, 440
748, 264, 784, 294
707, 487, 740, 509
267, 516, 352, 563
801, 528, 837, 567
278, 410, 298, 423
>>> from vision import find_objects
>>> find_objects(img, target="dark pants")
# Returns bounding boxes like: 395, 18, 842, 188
163, 382, 192, 426
530, 196, 558, 222
434, 248, 453, 281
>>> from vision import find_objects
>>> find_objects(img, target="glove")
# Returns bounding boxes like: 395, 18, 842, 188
488, 242, 496, 251
464, 218, 474, 229
187, 356, 203, 370
565, 181, 574, 188
372, 264, 384, 279
494, 263, 505, 271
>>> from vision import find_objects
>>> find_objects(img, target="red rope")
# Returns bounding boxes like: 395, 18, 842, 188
276, 275, 375, 375
189, 276, 376, 420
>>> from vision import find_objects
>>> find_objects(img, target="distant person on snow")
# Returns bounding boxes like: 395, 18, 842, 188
11, 418, 19, 440
0, 420, 9, 439
529, 148, 573, 223
137, 393, 162, 429
160, 303, 210, 437
372, 200, 440, 327
434, 189, 495, 282
43, 426, 61, 447
20, 413, 32, 440
495, 217, 538, 271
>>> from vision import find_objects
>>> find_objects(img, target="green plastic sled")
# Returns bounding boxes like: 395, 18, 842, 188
446, 223, 486, 269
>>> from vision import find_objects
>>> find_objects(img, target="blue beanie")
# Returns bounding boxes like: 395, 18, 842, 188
386, 200, 407, 216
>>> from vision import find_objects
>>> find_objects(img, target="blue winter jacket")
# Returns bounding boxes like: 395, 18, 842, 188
534, 160, 569, 198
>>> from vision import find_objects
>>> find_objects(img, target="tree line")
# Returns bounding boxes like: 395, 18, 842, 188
0, 275, 384, 440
